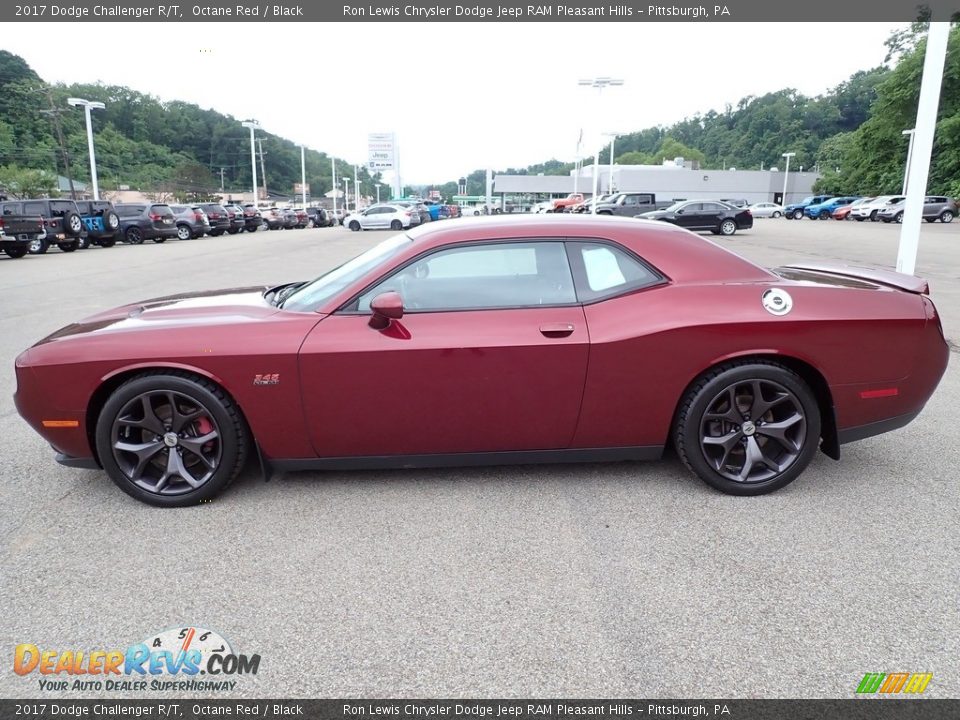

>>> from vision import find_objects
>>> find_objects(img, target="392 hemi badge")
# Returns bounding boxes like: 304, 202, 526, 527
761, 288, 793, 316
253, 373, 280, 385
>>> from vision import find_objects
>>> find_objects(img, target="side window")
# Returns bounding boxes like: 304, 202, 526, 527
357, 242, 576, 312
569, 242, 664, 303
2, 203, 21, 214
680, 203, 700, 213
24, 202, 45, 215
117, 205, 143, 217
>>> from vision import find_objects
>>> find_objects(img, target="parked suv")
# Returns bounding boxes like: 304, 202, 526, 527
0, 202, 46, 259
170, 204, 211, 239
850, 195, 904, 222
195, 203, 231, 236
259, 207, 284, 230
114, 203, 178, 244
241, 204, 262, 232
784, 195, 833, 220
877, 196, 957, 224
18, 198, 87, 253
224, 205, 246, 234
74, 200, 120, 248
305, 207, 328, 227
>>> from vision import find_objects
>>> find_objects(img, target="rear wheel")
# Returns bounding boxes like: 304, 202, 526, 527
791, 209, 804, 220
390, 220, 402, 230
95, 373, 249, 507
228, 227, 240, 235
152, 237, 166, 244
674, 362, 821, 496
28, 237, 49, 254
4, 245, 28, 258
59, 241, 78, 252
210, 229, 224, 237
98, 237, 117, 248
719, 219, 737, 236
125, 227, 144, 245
772, 211, 782, 218
176, 225, 192, 241
869, 210, 879, 221
78, 237, 91, 250
349, 221, 361, 232
818, 211, 830, 220
941, 210, 954, 223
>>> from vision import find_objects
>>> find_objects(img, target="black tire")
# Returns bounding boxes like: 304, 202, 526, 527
869, 210, 878, 221
674, 361, 821, 496
895, 212, 904, 224
227, 228, 240, 235
940, 210, 954, 223
349, 220, 361, 232
246, 224, 259, 233
98, 237, 117, 248
772, 211, 782, 218
59, 241, 78, 252
78, 237, 91, 250
125, 227, 144, 244
95, 372, 249, 508
210, 229, 224, 237
63, 211, 83, 237
176, 224, 192, 241
103, 210, 120, 232
4, 245, 28, 258
924, 217, 936, 223
28, 237, 49, 254
718, 219, 737, 236
854, 216, 865, 222
152, 237, 167, 244
390, 220, 402, 230
791, 209, 804, 220
818, 211, 830, 220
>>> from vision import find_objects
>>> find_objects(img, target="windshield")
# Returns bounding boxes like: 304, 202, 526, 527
280, 233, 412, 312
799, 196, 815, 205
662, 201, 687, 212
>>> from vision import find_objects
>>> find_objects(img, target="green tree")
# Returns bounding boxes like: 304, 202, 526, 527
0, 164, 59, 198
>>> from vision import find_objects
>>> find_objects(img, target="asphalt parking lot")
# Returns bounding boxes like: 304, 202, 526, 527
1, 218, 957, 699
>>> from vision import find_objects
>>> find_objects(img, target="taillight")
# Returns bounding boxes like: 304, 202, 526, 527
149, 213, 161, 221
194, 213, 204, 222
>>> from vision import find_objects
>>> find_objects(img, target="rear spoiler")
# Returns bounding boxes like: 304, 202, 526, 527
778, 261, 929, 295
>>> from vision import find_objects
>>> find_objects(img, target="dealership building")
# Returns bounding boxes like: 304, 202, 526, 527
492, 161, 821, 208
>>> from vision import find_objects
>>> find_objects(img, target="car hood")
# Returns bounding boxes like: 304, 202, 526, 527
36, 286, 280, 344
636, 210, 669, 219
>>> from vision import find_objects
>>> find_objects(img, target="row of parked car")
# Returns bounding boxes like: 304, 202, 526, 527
341, 199, 466, 231
781, 194, 957, 223
0, 198, 349, 258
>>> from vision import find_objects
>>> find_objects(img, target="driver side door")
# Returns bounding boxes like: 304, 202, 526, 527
298, 240, 589, 458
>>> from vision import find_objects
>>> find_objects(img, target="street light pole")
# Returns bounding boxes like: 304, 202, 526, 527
331, 159, 337, 216
901, 128, 916, 195
603, 132, 620, 194
67, 98, 105, 200
241, 121, 260, 206
781, 152, 796, 206
578, 77, 624, 215
354, 165, 359, 211
343, 178, 350, 213
300, 144, 307, 207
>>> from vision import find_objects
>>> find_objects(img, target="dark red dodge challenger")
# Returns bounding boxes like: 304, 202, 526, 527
14, 216, 948, 506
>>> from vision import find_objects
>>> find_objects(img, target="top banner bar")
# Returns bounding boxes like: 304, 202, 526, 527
3, 0, 959, 22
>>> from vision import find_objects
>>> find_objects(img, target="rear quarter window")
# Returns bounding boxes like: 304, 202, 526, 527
117, 205, 145, 216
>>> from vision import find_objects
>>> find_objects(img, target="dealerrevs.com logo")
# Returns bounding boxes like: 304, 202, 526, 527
856, 672, 933, 695
14, 626, 260, 693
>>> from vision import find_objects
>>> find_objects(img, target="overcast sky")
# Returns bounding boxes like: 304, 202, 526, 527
5, 22, 904, 184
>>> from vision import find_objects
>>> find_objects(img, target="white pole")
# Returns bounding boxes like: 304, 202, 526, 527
608, 135, 615, 194
897, 22, 950, 276
354, 166, 359, 210
331, 159, 337, 215
901, 129, 916, 195
344, 178, 350, 212
248, 126, 258, 205
83, 105, 100, 200
300, 145, 307, 207
591, 154, 599, 214
781, 153, 794, 205
376, 185, 380, 204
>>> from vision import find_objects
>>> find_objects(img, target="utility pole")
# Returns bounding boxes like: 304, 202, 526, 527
219, 167, 226, 192
38, 86, 76, 200
257, 138, 268, 199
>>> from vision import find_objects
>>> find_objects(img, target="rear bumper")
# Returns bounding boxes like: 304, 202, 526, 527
837, 411, 920, 444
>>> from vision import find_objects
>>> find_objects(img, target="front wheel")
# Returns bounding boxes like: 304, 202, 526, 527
95, 373, 249, 507
818, 211, 830, 220
791, 209, 804, 220
718, 219, 737, 236
59, 241, 78, 252
772, 211, 782, 218
98, 237, 117, 248
674, 362, 821, 496
895, 212, 904, 224
349, 221, 361, 232
152, 237, 166, 244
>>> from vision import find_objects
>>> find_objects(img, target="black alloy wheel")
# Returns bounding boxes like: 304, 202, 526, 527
675, 362, 820, 495
125, 227, 144, 244
96, 373, 248, 507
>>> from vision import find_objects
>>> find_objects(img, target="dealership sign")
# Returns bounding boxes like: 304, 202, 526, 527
368, 132, 396, 171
